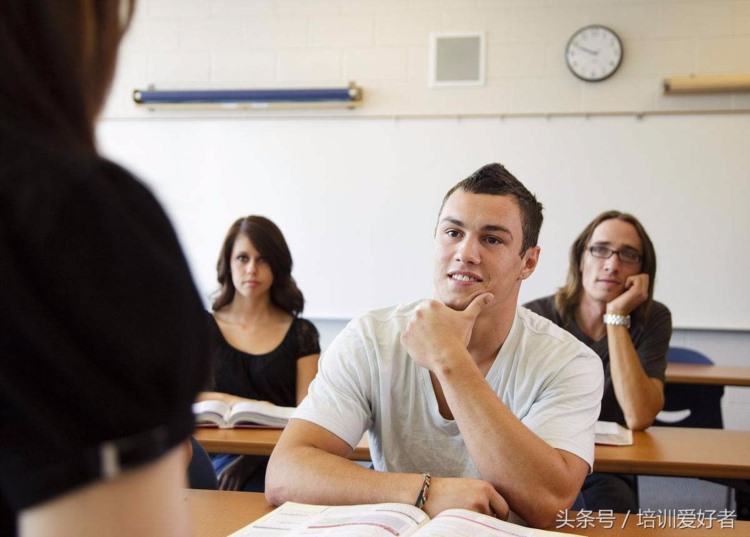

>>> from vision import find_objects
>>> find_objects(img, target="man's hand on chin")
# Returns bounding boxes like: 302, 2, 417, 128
402, 293, 494, 371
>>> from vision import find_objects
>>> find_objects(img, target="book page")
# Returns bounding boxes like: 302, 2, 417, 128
192, 400, 231, 427
229, 401, 296, 428
229, 501, 429, 536
594, 421, 633, 446
416, 509, 573, 537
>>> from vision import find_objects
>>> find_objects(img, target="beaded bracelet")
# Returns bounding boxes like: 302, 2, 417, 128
414, 473, 431, 509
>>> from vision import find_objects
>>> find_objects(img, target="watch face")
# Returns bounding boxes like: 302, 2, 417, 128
566, 25, 623, 82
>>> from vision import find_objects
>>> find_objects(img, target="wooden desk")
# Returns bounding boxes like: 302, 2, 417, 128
194, 427, 372, 461
665, 363, 750, 387
593, 426, 750, 480
196, 426, 750, 480
185, 489, 750, 537
187, 490, 272, 537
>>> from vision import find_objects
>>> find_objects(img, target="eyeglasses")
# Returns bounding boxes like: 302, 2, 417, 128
588, 245, 642, 264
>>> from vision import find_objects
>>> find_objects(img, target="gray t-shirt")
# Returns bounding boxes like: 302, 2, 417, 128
294, 301, 604, 475
523, 295, 672, 425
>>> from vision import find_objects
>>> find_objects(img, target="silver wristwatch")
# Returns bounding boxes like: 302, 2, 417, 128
603, 313, 630, 328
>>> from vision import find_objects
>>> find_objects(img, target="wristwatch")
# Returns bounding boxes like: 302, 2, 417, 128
603, 313, 630, 328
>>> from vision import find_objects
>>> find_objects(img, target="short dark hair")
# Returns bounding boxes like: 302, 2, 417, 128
555, 210, 657, 324
438, 163, 544, 254
212, 216, 305, 316
0, 1, 136, 153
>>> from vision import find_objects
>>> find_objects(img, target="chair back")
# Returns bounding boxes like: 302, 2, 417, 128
665, 346, 713, 365
655, 347, 723, 429
188, 436, 218, 490
571, 491, 586, 511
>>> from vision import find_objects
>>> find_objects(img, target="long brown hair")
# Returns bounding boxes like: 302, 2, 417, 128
555, 210, 657, 325
0, 0, 136, 152
212, 216, 305, 316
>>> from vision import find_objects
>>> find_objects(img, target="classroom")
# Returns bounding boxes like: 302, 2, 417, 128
3, 0, 750, 535
101, 0, 750, 420
99, 0, 750, 528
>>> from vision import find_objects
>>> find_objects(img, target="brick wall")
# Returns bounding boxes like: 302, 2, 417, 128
104, 0, 750, 118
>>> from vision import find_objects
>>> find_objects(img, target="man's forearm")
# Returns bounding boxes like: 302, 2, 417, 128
607, 325, 664, 430
436, 365, 584, 528
266, 440, 512, 521
266, 440, 421, 508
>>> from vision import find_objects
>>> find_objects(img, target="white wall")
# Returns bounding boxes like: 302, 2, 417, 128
99, 0, 750, 428
97, 114, 750, 329
104, 0, 750, 119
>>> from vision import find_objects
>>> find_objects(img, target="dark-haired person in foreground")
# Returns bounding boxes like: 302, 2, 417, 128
266, 163, 603, 529
197, 215, 320, 492
525, 211, 672, 513
0, 1, 209, 536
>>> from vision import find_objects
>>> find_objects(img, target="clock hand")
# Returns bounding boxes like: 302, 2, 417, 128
574, 44, 599, 55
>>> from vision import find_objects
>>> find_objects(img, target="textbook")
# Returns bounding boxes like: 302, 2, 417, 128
229, 501, 575, 536
594, 420, 633, 446
192, 400, 295, 429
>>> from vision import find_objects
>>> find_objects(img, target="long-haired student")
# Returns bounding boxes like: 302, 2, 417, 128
525, 210, 671, 512
198, 215, 320, 491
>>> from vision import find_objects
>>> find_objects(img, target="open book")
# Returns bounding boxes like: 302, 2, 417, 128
192, 400, 295, 428
594, 420, 633, 446
229, 501, 575, 537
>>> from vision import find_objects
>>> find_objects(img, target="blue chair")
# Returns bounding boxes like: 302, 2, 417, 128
655, 347, 723, 429
188, 436, 218, 490
649, 347, 734, 511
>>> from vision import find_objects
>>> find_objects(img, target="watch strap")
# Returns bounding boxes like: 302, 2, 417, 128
603, 313, 630, 328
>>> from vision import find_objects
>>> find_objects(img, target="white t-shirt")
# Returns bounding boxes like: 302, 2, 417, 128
294, 302, 603, 476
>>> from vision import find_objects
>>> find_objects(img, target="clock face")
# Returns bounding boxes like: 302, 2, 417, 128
566, 25, 623, 82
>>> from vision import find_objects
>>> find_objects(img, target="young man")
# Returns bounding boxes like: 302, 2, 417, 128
266, 163, 604, 529
525, 211, 672, 513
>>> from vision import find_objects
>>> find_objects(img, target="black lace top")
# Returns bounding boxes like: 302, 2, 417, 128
207, 313, 320, 407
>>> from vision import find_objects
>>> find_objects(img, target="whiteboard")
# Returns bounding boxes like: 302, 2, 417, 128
97, 114, 750, 329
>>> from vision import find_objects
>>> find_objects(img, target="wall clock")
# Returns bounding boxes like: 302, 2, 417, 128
565, 25, 623, 82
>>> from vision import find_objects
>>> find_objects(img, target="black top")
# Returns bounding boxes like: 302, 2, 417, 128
0, 123, 209, 527
208, 314, 320, 407
524, 295, 672, 425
